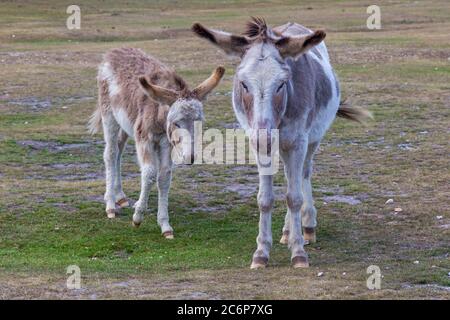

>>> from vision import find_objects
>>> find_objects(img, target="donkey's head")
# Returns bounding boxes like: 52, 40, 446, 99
192, 18, 326, 150
139, 66, 225, 164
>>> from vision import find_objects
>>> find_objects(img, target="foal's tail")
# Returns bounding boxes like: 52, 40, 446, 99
336, 101, 373, 124
87, 107, 102, 135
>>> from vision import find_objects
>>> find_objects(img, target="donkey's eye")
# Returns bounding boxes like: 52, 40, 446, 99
276, 82, 285, 93
173, 123, 181, 128
241, 82, 249, 93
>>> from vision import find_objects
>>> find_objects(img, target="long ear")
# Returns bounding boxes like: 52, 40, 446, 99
275, 30, 326, 59
139, 77, 179, 105
192, 66, 226, 100
191, 23, 250, 57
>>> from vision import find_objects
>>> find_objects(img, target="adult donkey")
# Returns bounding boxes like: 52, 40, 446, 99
192, 18, 371, 268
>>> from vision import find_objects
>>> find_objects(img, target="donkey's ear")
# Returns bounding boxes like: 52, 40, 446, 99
192, 66, 226, 100
139, 77, 179, 105
192, 23, 250, 57
275, 30, 326, 59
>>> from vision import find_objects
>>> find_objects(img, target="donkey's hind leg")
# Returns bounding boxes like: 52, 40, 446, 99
280, 141, 319, 245
102, 112, 121, 218
301, 141, 320, 244
132, 140, 158, 227
114, 129, 129, 208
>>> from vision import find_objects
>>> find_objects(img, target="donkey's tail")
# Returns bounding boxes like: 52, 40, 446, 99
87, 107, 102, 135
336, 103, 373, 124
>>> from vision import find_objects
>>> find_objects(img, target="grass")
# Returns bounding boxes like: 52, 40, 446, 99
0, 0, 449, 299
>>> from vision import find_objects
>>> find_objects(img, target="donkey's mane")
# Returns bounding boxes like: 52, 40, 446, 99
244, 17, 268, 38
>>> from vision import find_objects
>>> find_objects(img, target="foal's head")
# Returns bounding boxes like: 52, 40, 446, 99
192, 17, 326, 149
139, 66, 225, 164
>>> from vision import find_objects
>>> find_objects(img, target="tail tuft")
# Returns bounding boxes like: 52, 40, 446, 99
336, 104, 373, 124
87, 108, 102, 135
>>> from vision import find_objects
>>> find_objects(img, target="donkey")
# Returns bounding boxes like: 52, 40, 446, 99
88, 47, 225, 238
192, 18, 371, 268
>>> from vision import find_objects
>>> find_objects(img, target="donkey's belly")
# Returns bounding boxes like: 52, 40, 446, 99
308, 96, 340, 143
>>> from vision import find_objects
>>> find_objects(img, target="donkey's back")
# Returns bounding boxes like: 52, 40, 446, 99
275, 23, 340, 143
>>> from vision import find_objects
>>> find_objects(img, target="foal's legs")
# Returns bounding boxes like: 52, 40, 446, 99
250, 173, 274, 269
280, 141, 319, 245
132, 141, 158, 227
281, 141, 309, 268
114, 129, 129, 208
156, 140, 174, 238
102, 112, 121, 218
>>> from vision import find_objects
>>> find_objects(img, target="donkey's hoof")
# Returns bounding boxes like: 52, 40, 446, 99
250, 257, 268, 269
132, 213, 143, 227
303, 227, 316, 244
106, 209, 116, 219
116, 198, 129, 208
292, 255, 309, 268
162, 231, 174, 239
279, 231, 289, 245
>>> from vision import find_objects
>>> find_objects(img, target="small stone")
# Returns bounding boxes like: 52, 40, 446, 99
394, 207, 403, 212
342, 272, 346, 276
385, 199, 394, 204
413, 260, 419, 264
436, 216, 443, 220
317, 272, 324, 277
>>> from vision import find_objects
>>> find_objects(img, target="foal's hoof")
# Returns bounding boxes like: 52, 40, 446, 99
250, 257, 268, 269
303, 227, 316, 244
106, 209, 116, 219
132, 220, 141, 228
292, 254, 309, 268
279, 231, 289, 245
116, 198, 129, 208
162, 231, 174, 239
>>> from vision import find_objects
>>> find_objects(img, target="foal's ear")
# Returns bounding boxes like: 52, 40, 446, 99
192, 23, 250, 57
192, 66, 226, 100
275, 30, 326, 59
139, 77, 179, 105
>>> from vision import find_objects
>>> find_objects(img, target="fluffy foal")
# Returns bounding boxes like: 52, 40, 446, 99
89, 47, 224, 238
193, 18, 371, 267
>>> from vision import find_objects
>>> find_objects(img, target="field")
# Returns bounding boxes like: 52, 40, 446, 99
0, 0, 449, 299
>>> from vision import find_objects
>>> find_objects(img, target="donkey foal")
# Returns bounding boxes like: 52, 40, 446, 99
88, 47, 224, 238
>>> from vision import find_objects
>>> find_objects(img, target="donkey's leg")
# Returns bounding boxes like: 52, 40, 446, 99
301, 141, 320, 243
102, 113, 121, 219
156, 141, 174, 239
132, 141, 158, 227
280, 209, 291, 245
282, 141, 309, 268
280, 141, 319, 245
250, 174, 274, 269
114, 129, 129, 208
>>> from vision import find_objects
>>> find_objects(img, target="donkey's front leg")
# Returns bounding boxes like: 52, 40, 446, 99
132, 141, 157, 227
283, 141, 309, 268
156, 140, 174, 239
251, 174, 274, 269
